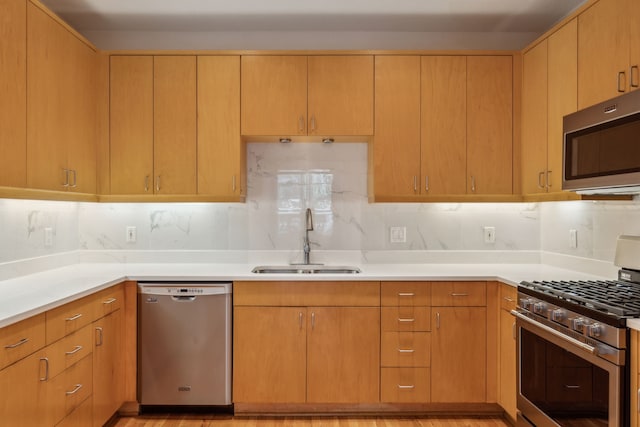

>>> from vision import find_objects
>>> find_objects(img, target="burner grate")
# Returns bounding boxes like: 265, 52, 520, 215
527, 279, 640, 317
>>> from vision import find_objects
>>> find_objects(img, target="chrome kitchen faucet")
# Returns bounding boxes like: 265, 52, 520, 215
303, 208, 313, 265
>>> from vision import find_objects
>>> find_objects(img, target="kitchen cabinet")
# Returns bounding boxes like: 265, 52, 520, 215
110, 55, 197, 195
197, 56, 244, 198
27, 2, 97, 194
522, 19, 579, 198
577, 0, 640, 109
380, 282, 431, 403
0, 0, 26, 188
431, 282, 487, 403
241, 55, 374, 137
498, 284, 517, 422
233, 281, 380, 407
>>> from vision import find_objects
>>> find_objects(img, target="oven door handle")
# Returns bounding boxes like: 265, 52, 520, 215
511, 310, 597, 355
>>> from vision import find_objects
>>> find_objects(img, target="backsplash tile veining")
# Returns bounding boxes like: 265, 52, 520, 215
0, 144, 640, 265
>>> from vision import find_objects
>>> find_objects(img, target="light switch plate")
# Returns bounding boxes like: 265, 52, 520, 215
390, 226, 406, 243
569, 229, 578, 249
126, 226, 137, 243
483, 226, 496, 244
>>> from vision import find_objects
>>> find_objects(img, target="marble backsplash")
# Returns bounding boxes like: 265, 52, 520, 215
0, 142, 639, 265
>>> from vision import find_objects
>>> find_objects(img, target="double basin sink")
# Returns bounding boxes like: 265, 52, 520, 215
252, 265, 361, 274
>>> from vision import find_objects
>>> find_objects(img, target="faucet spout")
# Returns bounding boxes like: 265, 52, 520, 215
303, 208, 313, 265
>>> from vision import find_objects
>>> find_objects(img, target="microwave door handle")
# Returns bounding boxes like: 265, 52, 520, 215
511, 310, 596, 355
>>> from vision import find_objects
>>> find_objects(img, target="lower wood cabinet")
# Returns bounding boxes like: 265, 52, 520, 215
498, 284, 517, 422
93, 308, 124, 427
233, 281, 381, 406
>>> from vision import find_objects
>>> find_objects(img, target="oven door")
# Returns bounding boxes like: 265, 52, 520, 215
514, 311, 625, 427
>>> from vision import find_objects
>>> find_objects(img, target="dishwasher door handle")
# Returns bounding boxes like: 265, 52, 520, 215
171, 296, 197, 302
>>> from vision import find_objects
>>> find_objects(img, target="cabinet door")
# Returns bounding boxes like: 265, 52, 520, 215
153, 56, 197, 195
373, 56, 421, 197
631, 0, 640, 91
548, 19, 578, 192
578, 0, 630, 108
467, 56, 513, 195
421, 56, 467, 195
26, 3, 74, 191
521, 41, 549, 195
308, 55, 374, 135
110, 56, 153, 195
431, 307, 486, 402
93, 309, 123, 427
241, 56, 307, 136
0, 0, 26, 187
197, 56, 243, 197
499, 308, 517, 421
307, 307, 380, 403
233, 307, 306, 403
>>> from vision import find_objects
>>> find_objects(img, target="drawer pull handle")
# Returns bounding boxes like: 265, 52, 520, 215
65, 345, 83, 355
398, 384, 415, 389
65, 313, 82, 321
66, 384, 83, 395
4, 338, 29, 349
503, 296, 515, 302
398, 293, 415, 297
39, 357, 49, 381
564, 385, 581, 389
103, 298, 117, 305
451, 293, 469, 297
398, 348, 415, 353
398, 318, 415, 323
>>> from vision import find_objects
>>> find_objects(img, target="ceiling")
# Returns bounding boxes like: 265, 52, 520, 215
39, 0, 589, 51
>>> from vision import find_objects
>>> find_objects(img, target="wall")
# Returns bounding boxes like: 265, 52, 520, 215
0, 143, 638, 266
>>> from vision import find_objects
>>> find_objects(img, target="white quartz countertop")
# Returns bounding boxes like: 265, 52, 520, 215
0, 261, 614, 329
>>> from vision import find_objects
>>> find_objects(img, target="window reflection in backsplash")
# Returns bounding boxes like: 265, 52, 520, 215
277, 169, 334, 235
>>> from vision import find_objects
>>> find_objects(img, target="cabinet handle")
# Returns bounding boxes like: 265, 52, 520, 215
95, 327, 104, 346
398, 318, 415, 323
4, 337, 28, 349
310, 115, 316, 132
144, 175, 150, 192
503, 296, 515, 302
65, 384, 83, 396
398, 292, 415, 297
65, 345, 83, 355
637, 387, 640, 412
39, 357, 49, 381
103, 297, 117, 305
311, 312, 315, 330
425, 176, 429, 192
537, 171, 545, 189
436, 312, 440, 329
546, 170, 552, 188
232, 175, 237, 192
398, 348, 415, 353
618, 71, 627, 93
512, 322, 516, 340
298, 116, 305, 133
156, 175, 161, 192
451, 293, 469, 297
632, 65, 640, 88
62, 169, 70, 188
471, 176, 476, 193
65, 313, 82, 321
413, 176, 418, 192
299, 312, 303, 329
564, 385, 581, 389
398, 385, 415, 389
70, 169, 77, 188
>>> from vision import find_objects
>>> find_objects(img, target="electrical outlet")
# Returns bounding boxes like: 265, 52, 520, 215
390, 226, 406, 243
126, 226, 137, 243
483, 226, 496, 244
44, 227, 53, 247
569, 229, 578, 249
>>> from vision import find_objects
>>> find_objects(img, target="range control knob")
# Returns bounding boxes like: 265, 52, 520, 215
533, 302, 547, 315
551, 309, 566, 322
520, 298, 534, 310
589, 323, 604, 338
571, 317, 586, 332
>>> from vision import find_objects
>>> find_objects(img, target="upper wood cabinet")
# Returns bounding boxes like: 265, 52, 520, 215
110, 56, 196, 195
197, 56, 244, 197
241, 55, 374, 137
27, 2, 97, 194
522, 19, 579, 198
0, 0, 26, 188
578, 0, 640, 108
373, 56, 421, 197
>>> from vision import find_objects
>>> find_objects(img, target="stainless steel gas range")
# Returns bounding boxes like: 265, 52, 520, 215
514, 236, 640, 427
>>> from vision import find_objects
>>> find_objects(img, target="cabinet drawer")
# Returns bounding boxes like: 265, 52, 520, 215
45, 324, 93, 379
60, 354, 93, 419
381, 282, 430, 306
381, 332, 430, 367
431, 282, 486, 306
46, 296, 95, 344
234, 281, 380, 306
55, 394, 92, 427
0, 313, 45, 370
381, 367, 430, 403
500, 284, 517, 311
93, 284, 124, 319
381, 307, 430, 331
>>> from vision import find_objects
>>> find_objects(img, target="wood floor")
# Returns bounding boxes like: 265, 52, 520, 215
113, 415, 511, 427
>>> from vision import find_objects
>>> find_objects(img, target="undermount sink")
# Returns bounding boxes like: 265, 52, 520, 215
251, 265, 361, 274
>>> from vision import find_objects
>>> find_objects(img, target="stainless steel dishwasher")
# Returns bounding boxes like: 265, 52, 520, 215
137, 282, 232, 407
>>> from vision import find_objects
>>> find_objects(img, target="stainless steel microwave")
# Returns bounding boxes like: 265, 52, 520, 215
563, 89, 640, 194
